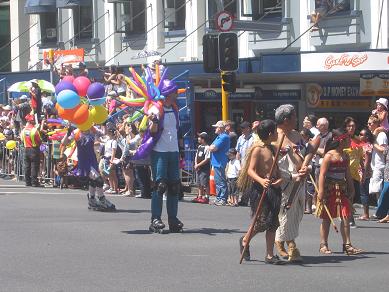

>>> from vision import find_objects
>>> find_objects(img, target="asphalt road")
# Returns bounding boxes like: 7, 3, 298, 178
1, 179, 388, 292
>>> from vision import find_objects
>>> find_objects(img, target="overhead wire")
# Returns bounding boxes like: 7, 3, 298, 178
104, 0, 193, 65
0, 17, 72, 72
281, 1, 347, 52
376, 0, 385, 48
0, 22, 38, 52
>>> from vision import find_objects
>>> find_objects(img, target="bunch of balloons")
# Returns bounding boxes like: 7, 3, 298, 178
55, 77, 108, 131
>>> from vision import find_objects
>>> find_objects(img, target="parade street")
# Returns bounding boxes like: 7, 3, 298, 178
0, 180, 388, 292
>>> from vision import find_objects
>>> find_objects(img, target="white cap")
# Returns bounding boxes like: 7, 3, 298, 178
376, 98, 388, 109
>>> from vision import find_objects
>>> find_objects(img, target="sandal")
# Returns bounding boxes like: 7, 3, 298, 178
239, 236, 250, 261
356, 216, 369, 221
343, 243, 363, 255
319, 243, 332, 254
377, 216, 389, 223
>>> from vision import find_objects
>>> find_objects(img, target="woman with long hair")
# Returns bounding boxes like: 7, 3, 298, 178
316, 128, 362, 255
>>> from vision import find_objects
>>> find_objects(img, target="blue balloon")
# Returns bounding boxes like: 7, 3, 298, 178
55, 81, 77, 95
87, 82, 105, 99
57, 89, 80, 109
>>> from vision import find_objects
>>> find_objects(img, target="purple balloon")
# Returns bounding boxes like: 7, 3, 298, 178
157, 67, 169, 89
47, 118, 64, 124
55, 81, 77, 95
160, 79, 178, 97
87, 82, 105, 99
40, 144, 47, 152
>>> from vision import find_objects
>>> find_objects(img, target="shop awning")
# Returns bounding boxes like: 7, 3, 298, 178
56, 0, 91, 8
24, 0, 57, 14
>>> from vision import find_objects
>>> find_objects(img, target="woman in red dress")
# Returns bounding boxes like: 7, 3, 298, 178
316, 128, 363, 255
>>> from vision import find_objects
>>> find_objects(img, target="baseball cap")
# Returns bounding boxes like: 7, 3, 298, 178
376, 98, 388, 109
198, 132, 208, 139
25, 114, 35, 122
240, 121, 251, 129
212, 121, 226, 128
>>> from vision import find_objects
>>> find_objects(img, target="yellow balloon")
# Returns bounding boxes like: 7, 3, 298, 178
139, 115, 148, 131
77, 115, 94, 131
90, 105, 108, 125
6, 140, 17, 150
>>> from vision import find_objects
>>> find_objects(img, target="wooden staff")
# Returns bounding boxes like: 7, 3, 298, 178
239, 134, 285, 264
309, 173, 339, 233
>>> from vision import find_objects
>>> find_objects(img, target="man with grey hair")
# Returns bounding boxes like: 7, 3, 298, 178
312, 117, 332, 209
274, 104, 318, 263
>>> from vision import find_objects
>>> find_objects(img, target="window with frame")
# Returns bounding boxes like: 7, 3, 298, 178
40, 12, 58, 44
114, 0, 146, 37
314, 0, 351, 15
73, 4, 93, 40
164, 0, 186, 31
208, 0, 237, 20
241, 0, 282, 20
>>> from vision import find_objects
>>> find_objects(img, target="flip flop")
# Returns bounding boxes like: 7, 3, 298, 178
377, 219, 389, 223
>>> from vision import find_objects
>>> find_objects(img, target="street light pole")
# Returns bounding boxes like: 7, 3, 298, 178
221, 71, 229, 121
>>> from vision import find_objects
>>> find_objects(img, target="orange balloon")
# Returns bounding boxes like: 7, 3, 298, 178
70, 104, 89, 124
57, 104, 80, 121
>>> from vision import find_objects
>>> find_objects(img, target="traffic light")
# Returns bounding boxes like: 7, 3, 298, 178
222, 72, 236, 93
203, 34, 219, 73
218, 32, 238, 71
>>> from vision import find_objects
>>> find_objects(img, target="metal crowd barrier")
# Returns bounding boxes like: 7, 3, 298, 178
181, 149, 196, 186
0, 141, 55, 184
1, 142, 199, 187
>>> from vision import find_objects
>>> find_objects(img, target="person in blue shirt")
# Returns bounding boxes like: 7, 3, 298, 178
209, 120, 231, 205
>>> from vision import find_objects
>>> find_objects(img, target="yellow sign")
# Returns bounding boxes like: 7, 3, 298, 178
316, 99, 372, 109
360, 74, 389, 96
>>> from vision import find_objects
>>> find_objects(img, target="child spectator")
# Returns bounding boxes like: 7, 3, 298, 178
226, 148, 241, 207
192, 132, 210, 204
372, 98, 389, 134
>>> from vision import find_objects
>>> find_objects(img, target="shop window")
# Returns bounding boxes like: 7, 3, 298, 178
314, 0, 351, 16
40, 12, 58, 45
164, 0, 186, 32
242, 0, 282, 20
208, 0, 237, 20
73, 4, 93, 40
114, 0, 146, 37
0, 4, 10, 72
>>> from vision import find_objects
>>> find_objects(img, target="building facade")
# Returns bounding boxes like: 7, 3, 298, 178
7, 0, 389, 132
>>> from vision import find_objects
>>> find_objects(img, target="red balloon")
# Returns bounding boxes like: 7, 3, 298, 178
62, 75, 75, 83
73, 76, 91, 97
69, 103, 89, 124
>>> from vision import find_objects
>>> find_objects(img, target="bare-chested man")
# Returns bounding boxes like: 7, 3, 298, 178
238, 120, 285, 265
274, 104, 319, 263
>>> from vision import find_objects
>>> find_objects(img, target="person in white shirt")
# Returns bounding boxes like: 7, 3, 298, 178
367, 115, 388, 200
226, 148, 241, 207
102, 128, 119, 194
236, 121, 254, 206
147, 79, 183, 233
